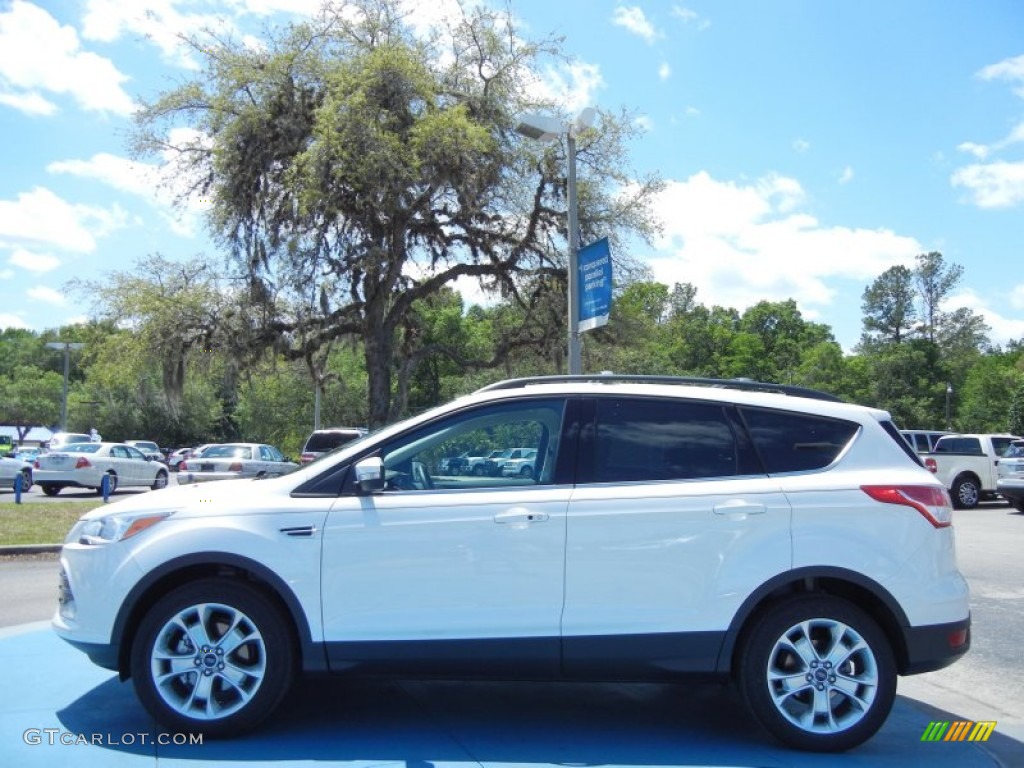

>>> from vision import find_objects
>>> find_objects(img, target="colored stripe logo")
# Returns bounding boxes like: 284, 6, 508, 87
921, 721, 996, 742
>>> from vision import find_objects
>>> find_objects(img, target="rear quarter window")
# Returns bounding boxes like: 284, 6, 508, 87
740, 407, 860, 473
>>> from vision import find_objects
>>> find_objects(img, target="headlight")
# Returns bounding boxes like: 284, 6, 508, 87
65, 511, 174, 546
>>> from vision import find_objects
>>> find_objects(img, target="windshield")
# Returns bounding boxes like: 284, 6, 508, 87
1003, 442, 1024, 458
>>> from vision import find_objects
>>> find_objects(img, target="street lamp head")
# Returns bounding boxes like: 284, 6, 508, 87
514, 113, 566, 142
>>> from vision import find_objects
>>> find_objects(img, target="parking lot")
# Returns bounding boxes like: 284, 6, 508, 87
1, 493, 1022, 766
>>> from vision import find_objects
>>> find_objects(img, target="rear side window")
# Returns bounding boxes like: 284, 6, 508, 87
740, 408, 859, 473
586, 397, 746, 483
935, 437, 981, 454
305, 430, 363, 453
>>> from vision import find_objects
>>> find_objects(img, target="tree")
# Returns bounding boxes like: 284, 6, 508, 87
914, 251, 964, 344
860, 265, 916, 346
132, 0, 662, 426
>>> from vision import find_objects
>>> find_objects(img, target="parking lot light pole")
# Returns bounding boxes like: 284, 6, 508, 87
946, 382, 954, 431
45, 341, 85, 432
514, 109, 595, 376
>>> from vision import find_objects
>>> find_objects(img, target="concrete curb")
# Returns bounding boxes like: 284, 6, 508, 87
0, 544, 61, 555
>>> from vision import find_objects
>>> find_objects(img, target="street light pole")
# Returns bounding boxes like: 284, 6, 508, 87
946, 382, 953, 431
565, 127, 582, 376
45, 342, 85, 433
515, 109, 595, 376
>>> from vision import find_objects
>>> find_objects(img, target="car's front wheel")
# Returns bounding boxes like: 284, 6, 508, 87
738, 595, 896, 752
130, 579, 295, 737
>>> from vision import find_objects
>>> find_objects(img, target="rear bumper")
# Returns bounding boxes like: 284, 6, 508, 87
996, 478, 1024, 501
901, 616, 971, 674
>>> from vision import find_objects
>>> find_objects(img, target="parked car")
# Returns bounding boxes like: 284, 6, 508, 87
46, 432, 92, 452
500, 448, 539, 477
0, 455, 32, 492
166, 444, 213, 472
436, 452, 469, 474
125, 440, 165, 463
996, 438, 1024, 513
53, 375, 970, 751
922, 433, 1022, 508
13, 447, 41, 463
34, 442, 169, 496
177, 443, 299, 484
899, 429, 951, 454
299, 428, 367, 464
463, 449, 506, 476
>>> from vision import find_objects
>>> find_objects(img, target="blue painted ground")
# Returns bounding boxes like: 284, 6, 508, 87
1, 621, 1020, 767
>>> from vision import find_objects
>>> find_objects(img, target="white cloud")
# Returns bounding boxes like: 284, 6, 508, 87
645, 171, 921, 320
658, 62, 671, 81
0, 312, 29, 330
531, 61, 605, 114
957, 141, 990, 160
0, 187, 129, 252
81, 0, 230, 70
47, 150, 206, 237
979, 53, 1024, 98
838, 166, 854, 185
635, 115, 653, 132
27, 286, 66, 306
0, 90, 57, 116
951, 162, 1024, 208
793, 138, 810, 153
0, 0, 135, 115
612, 6, 658, 44
9, 248, 60, 272
671, 5, 711, 30
948, 288, 1024, 347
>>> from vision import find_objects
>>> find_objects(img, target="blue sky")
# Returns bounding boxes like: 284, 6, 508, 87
0, 0, 1022, 353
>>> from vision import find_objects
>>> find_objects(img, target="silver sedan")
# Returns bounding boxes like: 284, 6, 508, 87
176, 443, 298, 484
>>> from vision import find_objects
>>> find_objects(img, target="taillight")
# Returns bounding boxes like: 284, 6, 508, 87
924, 458, 938, 473
33, 459, 40, 468
300, 453, 314, 464
75, 457, 91, 469
180, 461, 189, 471
228, 462, 243, 472
861, 485, 952, 528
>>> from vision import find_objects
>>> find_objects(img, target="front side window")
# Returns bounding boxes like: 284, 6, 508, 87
586, 397, 743, 483
741, 407, 859, 473
375, 398, 566, 492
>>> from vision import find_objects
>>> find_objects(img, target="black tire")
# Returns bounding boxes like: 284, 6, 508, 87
41, 484, 61, 497
130, 578, 295, 737
151, 471, 168, 490
1009, 499, 1024, 514
951, 475, 980, 509
95, 473, 118, 495
737, 595, 896, 752
472, 465, 485, 477
19, 469, 32, 492
519, 465, 534, 478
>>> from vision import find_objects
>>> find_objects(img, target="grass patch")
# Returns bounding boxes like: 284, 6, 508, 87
0, 502, 103, 547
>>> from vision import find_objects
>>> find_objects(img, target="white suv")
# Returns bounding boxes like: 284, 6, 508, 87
53, 375, 970, 752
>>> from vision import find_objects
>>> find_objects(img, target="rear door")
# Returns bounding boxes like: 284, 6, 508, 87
561, 396, 791, 677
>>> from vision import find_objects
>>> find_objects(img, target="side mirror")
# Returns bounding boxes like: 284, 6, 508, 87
354, 456, 385, 494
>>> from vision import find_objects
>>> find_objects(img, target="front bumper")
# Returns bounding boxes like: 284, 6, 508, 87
996, 478, 1024, 501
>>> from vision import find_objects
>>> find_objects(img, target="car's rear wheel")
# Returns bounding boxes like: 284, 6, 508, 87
19, 468, 32, 492
151, 471, 168, 490
951, 475, 980, 509
95, 473, 118, 495
130, 579, 295, 737
519, 465, 534, 478
41, 484, 61, 496
738, 595, 896, 752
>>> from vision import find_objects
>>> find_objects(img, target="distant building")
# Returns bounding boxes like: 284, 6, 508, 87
0, 426, 55, 449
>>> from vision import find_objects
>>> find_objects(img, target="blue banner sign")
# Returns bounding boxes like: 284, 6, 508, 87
577, 237, 612, 331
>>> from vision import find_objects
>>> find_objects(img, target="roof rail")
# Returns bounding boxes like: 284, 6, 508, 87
475, 374, 843, 402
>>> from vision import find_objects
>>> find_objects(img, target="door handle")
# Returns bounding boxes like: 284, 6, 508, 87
713, 500, 767, 516
494, 509, 549, 524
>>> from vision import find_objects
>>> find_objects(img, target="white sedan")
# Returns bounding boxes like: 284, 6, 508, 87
34, 442, 170, 496
0, 455, 33, 492
177, 442, 298, 484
